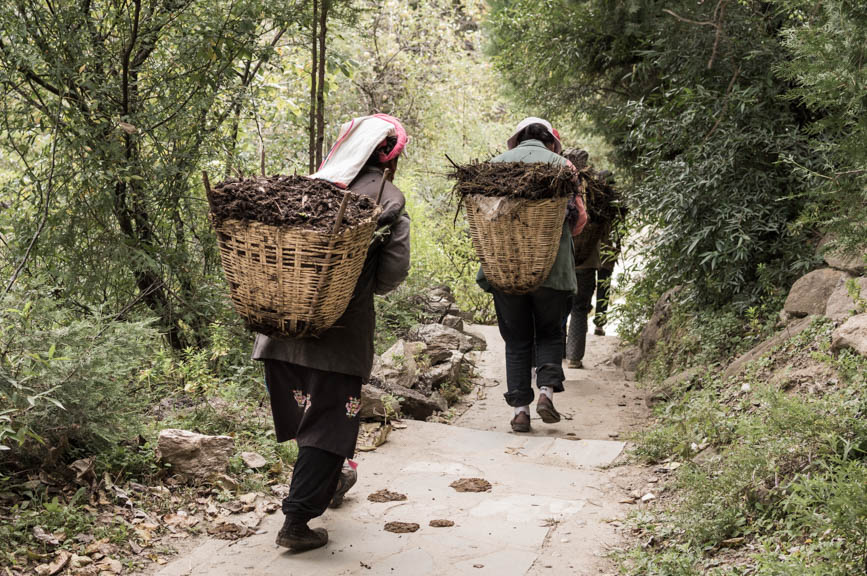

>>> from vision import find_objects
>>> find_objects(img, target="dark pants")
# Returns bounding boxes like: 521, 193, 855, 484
283, 445, 343, 525
263, 360, 362, 458
595, 267, 613, 329
567, 269, 598, 363
492, 287, 571, 407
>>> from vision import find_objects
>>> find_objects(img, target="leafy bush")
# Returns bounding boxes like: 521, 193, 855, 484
0, 292, 159, 461
627, 318, 867, 575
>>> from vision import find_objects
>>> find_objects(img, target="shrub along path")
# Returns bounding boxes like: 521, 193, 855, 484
153, 326, 652, 576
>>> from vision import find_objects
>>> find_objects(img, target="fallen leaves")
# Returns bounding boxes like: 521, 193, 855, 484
207, 519, 255, 540
34, 550, 69, 576
357, 423, 392, 452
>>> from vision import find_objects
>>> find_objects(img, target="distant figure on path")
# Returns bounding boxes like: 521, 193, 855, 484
593, 170, 622, 336
252, 114, 411, 552
564, 161, 623, 368
477, 117, 587, 433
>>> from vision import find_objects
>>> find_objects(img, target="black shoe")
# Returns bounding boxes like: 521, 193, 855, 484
329, 464, 357, 508
510, 411, 531, 433
536, 394, 561, 424
594, 327, 605, 336
275, 519, 328, 552
567, 359, 583, 369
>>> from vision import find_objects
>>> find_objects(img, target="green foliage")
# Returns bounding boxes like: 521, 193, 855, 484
0, 291, 159, 458
775, 0, 867, 254
487, 0, 867, 313
626, 318, 867, 575
0, 0, 306, 347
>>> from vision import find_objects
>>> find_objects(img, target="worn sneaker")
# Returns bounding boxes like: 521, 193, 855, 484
567, 359, 583, 369
594, 327, 605, 336
536, 394, 561, 424
275, 519, 328, 552
510, 411, 531, 433
329, 463, 357, 508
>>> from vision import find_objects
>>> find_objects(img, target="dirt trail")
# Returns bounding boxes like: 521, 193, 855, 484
154, 325, 650, 576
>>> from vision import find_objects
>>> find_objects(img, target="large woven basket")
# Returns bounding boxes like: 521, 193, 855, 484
214, 213, 379, 337
464, 194, 568, 294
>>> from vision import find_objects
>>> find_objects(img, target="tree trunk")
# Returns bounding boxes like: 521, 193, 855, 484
308, 0, 319, 174
315, 0, 329, 168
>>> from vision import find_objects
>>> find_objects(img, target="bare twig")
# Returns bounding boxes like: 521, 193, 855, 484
704, 65, 741, 141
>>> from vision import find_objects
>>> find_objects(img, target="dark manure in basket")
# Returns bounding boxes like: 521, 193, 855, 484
448, 160, 578, 201
208, 175, 376, 231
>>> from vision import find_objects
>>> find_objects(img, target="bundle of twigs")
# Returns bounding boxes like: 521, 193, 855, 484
448, 160, 579, 201
577, 167, 622, 225
207, 175, 376, 230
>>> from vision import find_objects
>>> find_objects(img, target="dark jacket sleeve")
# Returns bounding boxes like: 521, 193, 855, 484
375, 210, 411, 295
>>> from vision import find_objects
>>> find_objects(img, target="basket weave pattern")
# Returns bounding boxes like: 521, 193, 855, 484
215, 215, 378, 337
464, 194, 567, 295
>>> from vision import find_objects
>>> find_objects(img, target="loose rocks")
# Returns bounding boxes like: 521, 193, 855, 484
156, 429, 234, 477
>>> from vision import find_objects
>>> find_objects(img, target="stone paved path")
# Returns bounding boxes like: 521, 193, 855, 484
156, 325, 649, 576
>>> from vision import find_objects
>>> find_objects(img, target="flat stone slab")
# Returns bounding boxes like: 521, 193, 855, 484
156, 420, 624, 576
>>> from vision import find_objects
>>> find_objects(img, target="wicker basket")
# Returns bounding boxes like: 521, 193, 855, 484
214, 212, 379, 337
464, 194, 568, 294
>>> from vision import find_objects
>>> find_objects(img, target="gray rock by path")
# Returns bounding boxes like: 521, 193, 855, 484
646, 366, 703, 407
419, 351, 463, 392
613, 346, 641, 372
818, 235, 866, 275
156, 429, 234, 477
723, 316, 815, 380
408, 323, 486, 353
639, 287, 681, 356
783, 268, 846, 317
379, 339, 421, 389
824, 277, 866, 321
361, 377, 448, 421
441, 314, 465, 331
831, 314, 867, 357
240, 452, 267, 470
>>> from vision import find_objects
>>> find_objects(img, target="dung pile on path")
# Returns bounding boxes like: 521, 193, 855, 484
449, 161, 578, 200
208, 175, 376, 230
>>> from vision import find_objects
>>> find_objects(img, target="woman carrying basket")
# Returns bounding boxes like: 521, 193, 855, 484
477, 117, 587, 433
252, 114, 411, 552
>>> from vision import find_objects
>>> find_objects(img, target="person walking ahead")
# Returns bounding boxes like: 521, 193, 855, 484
477, 117, 587, 433
252, 114, 410, 552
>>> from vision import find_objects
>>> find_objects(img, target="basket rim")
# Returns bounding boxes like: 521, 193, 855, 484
213, 205, 382, 234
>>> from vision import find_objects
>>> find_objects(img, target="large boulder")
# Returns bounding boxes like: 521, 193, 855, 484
723, 316, 815, 380
818, 235, 866, 275
639, 287, 681, 357
408, 323, 486, 353
825, 277, 867, 321
379, 339, 422, 389
156, 429, 234, 477
783, 269, 846, 317
831, 314, 867, 357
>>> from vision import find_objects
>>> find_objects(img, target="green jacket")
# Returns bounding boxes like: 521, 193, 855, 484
475, 139, 577, 294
